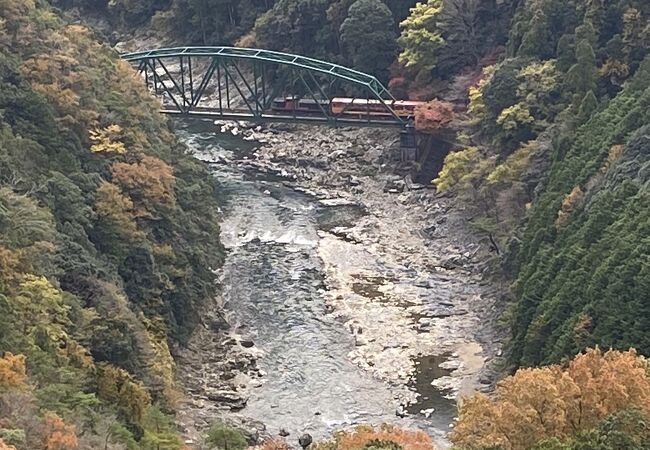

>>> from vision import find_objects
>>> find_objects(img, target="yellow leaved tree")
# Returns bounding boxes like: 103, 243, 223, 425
12, 275, 69, 342
450, 348, 650, 450
94, 181, 142, 242
96, 363, 151, 427
89, 124, 127, 154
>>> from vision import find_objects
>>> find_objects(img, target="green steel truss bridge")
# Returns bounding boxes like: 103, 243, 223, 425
121, 47, 408, 128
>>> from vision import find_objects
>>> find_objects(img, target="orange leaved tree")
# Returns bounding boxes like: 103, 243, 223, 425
0, 353, 28, 392
110, 156, 176, 215
41, 412, 78, 450
414, 99, 454, 134
450, 348, 650, 449
258, 437, 290, 450
314, 424, 435, 450
0, 439, 16, 450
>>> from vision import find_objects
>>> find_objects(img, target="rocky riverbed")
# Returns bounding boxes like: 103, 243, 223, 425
172, 119, 505, 449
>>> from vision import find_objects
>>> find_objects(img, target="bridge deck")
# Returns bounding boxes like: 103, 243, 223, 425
161, 109, 405, 128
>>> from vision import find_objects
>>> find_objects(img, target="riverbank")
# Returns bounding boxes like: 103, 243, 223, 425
172, 120, 505, 448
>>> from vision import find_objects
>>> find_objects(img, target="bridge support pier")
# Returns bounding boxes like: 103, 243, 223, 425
399, 121, 418, 162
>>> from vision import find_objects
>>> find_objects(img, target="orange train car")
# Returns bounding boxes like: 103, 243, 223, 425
330, 97, 423, 118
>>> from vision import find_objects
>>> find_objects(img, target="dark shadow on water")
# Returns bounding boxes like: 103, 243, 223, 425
407, 353, 457, 431
171, 118, 259, 156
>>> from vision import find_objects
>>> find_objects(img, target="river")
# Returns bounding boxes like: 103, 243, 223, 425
173, 119, 496, 449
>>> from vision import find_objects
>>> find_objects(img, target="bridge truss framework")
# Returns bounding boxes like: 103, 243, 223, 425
121, 47, 407, 127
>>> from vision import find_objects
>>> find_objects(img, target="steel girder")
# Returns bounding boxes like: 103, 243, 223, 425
121, 47, 406, 127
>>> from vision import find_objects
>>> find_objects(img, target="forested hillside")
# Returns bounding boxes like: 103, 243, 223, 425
426, 0, 650, 369
0, 1, 224, 448
2, 0, 650, 449
51, 0, 513, 101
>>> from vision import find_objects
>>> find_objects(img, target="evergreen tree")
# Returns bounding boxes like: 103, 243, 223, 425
254, 0, 334, 57
518, 6, 553, 58
565, 39, 598, 103
577, 90, 598, 121
556, 34, 576, 72
340, 0, 397, 82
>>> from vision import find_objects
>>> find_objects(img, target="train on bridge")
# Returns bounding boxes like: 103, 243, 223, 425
271, 96, 424, 120
123, 47, 425, 126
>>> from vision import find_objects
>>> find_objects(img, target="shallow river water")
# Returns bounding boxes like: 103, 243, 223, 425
175, 120, 454, 447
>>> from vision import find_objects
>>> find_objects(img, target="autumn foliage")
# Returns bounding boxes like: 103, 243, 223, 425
0, 439, 16, 450
0, 1, 224, 448
0, 353, 28, 392
41, 413, 78, 450
110, 156, 176, 213
451, 348, 650, 450
256, 437, 290, 450
314, 424, 435, 450
414, 100, 454, 134
89, 124, 127, 154
555, 185, 584, 229
96, 363, 152, 426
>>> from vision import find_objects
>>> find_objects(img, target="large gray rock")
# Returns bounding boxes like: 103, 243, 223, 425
299, 433, 313, 449
205, 390, 248, 411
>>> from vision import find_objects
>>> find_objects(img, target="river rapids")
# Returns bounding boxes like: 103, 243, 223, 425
173, 120, 501, 449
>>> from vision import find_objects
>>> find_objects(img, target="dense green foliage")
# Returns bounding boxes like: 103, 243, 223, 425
0, 0, 224, 448
428, 0, 649, 370
511, 64, 650, 366
504, 0, 649, 367
398, 0, 512, 80
244, 0, 418, 81
205, 422, 248, 450
55, 0, 508, 85
155, 0, 274, 46
57, 0, 420, 82
340, 0, 397, 82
